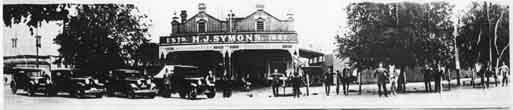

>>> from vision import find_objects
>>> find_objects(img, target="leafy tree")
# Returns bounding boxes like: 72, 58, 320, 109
3, 4, 69, 35
457, 1, 509, 69
54, 4, 151, 72
338, 2, 454, 69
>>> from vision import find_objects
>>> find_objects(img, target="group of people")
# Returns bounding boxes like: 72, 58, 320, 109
269, 69, 305, 98
474, 61, 510, 88
323, 66, 354, 96
422, 63, 445, 92
373, 62, 401, 97
323, 62, 401, 97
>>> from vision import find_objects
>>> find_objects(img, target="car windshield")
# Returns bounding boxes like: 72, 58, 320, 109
174, 67, 203, 78
20, 70, 45, 77
113, 70, 144, 78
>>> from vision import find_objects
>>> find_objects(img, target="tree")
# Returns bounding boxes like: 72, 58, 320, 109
3, 4, 69, 35
457, 1, 509, 69
338, 2, 454, 69
54, 4, 151, 72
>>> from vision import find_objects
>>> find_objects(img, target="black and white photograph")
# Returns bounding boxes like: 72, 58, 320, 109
2, 0, 512, 109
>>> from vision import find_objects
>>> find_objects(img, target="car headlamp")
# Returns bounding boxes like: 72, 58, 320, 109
94, 79, 100, 84
150, 83, 156, 88
130, 83, 138, 88
34, 79, 39, 84
146, 79, 151, 84
85, 79, 90, 84
46, 79, 51, 84
198, 80, 202, 85
137, 80, 142, 85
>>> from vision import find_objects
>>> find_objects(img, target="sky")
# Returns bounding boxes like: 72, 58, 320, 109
2, 0, 510, 56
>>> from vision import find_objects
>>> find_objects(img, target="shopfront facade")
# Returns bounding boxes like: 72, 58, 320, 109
159, 3, 323, 84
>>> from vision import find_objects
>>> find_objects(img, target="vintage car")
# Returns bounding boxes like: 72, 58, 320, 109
50, 68, 105, 98
10, 67, 53, 96
105, 69, 157, 99
154, 65, 215, 99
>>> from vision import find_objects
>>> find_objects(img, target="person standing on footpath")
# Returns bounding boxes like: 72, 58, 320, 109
499, 62, 510, 87
336, 70, 342, 95
433, 64, 443, 92
389, 65, 399, 95
270, 69, 283, 96
423, 64, 432, 92
342, 65, 351, 95
374, 62, 389, 97
291, 71, 302, 98
324, 68, 334, 96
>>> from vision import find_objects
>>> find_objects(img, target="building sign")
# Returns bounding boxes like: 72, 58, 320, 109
160, 33, 297, 45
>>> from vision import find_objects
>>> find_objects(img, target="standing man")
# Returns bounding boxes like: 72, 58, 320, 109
499, 62, 509, 87
433, 64, 443, 92
291, 71, 302, 98
423, 64, 432, 92
270, 69, 283, 96
374, 62, 388, 97
324, 68, 334, 96
336, 70, 342, 95
342, 65, 351, 95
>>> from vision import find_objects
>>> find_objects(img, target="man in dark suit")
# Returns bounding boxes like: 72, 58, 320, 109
342, 66, 351, 95
423, 64, 432, 92
336, 70, 342, 95
374, 62, 388, 97
324, 68, 334, 96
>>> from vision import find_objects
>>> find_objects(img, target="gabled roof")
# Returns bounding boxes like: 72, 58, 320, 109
243, 10, 291, 22
184, 12, 226, 23
182, 10, 291, 24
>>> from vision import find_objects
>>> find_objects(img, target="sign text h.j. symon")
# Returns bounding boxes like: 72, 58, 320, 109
161, 33, 298, 45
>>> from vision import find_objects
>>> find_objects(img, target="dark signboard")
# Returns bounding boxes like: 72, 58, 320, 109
160, 33, 298, 45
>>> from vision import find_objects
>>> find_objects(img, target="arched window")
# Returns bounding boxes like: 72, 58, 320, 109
197, 19, 206, 33
256, 18, 264, 32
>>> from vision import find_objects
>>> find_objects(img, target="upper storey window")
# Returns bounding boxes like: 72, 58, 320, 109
197, 19, 207, 33
256, 18, 265, 32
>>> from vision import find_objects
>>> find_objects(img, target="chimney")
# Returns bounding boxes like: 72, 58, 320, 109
227, 10, 235, 32
171, 12, 180, 34
286, 12, 294, 21
198, 3, 206, 12
180, 10, 187, 23
256, 3, 264, 11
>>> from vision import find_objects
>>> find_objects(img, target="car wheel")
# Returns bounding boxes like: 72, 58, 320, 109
47, 88, 57, 96
189, 89, 197, 99
179, 90, 186, 99
148, 94, 156, 99
74, 90, 83, 98
206, 92, 215, 98
127, 91, 136, 99
95, 93, 103, 98
10, 81, 17, 94
106, 89, 114, 97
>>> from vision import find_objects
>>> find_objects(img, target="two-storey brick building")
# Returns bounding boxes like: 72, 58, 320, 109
159, 3, 323, 84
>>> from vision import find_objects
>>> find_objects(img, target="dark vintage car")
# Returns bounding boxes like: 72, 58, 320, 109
155, 65, 215, 99
50, 68, 105, 98
105, 69, 157, 98
10, 67, 53, 96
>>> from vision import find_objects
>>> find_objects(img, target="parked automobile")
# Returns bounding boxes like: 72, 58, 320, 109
50, 68, 105, 98
105, 69, 157, 99
10, 67, 53, 96
154, 65, 216, 99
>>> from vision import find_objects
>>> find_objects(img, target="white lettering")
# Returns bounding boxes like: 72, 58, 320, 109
213, 35, 220, 42
228, 35, 236, 42
192, 36, 200, 43
237, 35, 244, 41
246, 35, 253, 41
